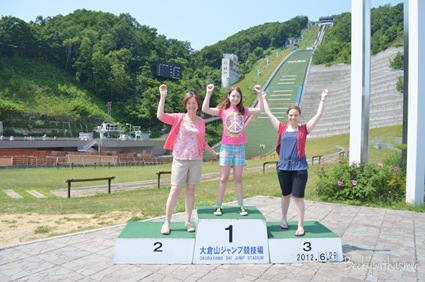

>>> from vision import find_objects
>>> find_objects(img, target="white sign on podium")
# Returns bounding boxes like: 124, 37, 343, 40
114, 221, 195, 264
192, 206, 270, 264
267, 221, 343, 263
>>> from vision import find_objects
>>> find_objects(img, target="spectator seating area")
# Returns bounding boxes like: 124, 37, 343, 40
300, 47, 404, 139
0, 149, 173, 168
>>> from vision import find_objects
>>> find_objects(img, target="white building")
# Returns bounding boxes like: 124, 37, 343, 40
221, 53, 240, 89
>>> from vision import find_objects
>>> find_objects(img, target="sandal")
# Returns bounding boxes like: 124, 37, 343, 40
161, 224, 170, 235
185, 223, 195, 232
295, 228, 305, 237
280, 221, 289, 230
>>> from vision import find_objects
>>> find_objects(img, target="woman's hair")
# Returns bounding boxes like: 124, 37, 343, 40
287, 105, 302, 115
183, 92, 201, 109
218, 86, 245, 115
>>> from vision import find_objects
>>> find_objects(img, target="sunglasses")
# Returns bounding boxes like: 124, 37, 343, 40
185, 92, 198, 96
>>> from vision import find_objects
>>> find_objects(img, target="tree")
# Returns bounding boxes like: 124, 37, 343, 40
0, 16, 37, 57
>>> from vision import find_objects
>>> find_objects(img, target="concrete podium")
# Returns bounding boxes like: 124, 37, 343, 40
267, 221, 343, 263
114, 206, 343, 264
114, 221, 195, 264
192, 206, 269, 264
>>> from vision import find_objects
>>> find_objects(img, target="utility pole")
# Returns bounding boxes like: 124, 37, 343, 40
107, 102, 112, 123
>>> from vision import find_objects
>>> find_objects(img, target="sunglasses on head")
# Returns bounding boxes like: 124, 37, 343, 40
186, 92, 198, 96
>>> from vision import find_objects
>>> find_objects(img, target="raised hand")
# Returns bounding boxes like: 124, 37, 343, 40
206, 84, 214, 95
254, 85, 263, 95
321, 89, 329, 99
159, 84, 167, 97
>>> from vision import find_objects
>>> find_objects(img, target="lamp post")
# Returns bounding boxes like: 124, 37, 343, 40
106, 102, 112, 123
125, 123, 132, 139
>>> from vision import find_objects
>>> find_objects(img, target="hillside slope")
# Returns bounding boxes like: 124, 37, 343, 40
301, 47, 403, 139
0, 57, 108, 137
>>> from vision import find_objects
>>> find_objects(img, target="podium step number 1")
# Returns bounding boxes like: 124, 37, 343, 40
193, 206, 269, 264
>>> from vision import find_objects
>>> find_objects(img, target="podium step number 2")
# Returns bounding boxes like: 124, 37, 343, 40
114, 221, 195, 264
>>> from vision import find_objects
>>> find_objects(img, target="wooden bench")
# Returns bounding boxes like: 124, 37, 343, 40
263, 161, 278, 174
156, 171, 171, 189
339, 150, 349, 158
65, 176, 115, 198
311, 155, 323, 165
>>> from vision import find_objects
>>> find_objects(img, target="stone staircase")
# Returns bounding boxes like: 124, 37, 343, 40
300, 47, 404, 139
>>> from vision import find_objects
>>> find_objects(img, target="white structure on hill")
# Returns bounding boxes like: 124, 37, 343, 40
314, 17, 334, 48
221, 54, 240, 89
300, 47, 404, 139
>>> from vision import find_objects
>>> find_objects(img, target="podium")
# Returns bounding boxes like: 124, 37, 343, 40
193, 206, 269, 264
114, 221, 195, 264
114, 206, 343, 264
267, 221, 343, 263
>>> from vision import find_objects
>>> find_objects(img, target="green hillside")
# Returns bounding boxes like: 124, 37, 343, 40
0, 3, 404, 142
0, 57, 107, 137
0, 11, 308, 138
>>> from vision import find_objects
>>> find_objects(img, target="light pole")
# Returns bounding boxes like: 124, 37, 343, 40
106, 102, 112, 123
125, 123, 132, 139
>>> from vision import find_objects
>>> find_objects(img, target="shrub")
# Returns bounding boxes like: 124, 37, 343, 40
315, 152, 406, 203
34, 225, 52, 234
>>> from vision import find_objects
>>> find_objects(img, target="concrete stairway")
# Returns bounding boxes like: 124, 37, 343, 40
300, 47, 404, 139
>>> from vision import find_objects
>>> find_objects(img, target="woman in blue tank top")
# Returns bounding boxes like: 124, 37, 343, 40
262, 89, 329, 236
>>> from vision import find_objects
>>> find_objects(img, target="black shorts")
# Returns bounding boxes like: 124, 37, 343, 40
277, 170, 308, 198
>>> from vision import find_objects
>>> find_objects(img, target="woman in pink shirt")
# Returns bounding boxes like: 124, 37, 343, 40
202, 84, 264, 216
157, 84, 218, 235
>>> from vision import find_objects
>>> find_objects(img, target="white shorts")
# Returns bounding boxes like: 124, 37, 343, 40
171, 159, 203, 186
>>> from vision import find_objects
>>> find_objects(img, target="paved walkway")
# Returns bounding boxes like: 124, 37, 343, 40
1, 196, 424, 281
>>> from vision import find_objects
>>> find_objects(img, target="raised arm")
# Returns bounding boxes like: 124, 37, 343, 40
202, 84, 220, 116
156, 84, 167, 119
306, 89, 329, 133
262, 92, 280, 131
248, 85, 265, 115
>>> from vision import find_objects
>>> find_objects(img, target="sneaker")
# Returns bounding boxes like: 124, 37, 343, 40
213, 206, 223, 216
238, 206, 248, 216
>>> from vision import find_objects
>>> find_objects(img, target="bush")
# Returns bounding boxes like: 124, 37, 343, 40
315, 152, 406, 203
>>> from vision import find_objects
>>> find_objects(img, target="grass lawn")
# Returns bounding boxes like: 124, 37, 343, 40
1, 125, 423, 247
1, 124, 422, 218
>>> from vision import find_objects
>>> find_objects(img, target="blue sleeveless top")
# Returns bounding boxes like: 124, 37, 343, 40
277, 131, 308, 171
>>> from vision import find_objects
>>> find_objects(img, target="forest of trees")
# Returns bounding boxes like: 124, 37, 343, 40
0, 3, 403, 137
0, 10, 307, 136
313, 3, 404, 65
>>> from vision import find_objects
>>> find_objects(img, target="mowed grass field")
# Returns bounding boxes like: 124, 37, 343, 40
0, 125, 412, 219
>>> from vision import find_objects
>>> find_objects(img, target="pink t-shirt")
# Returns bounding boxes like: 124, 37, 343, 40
173, 118, 202, 160
219, 107, 248, 145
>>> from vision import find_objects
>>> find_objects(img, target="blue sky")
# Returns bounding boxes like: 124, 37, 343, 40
1, 0, 403, 50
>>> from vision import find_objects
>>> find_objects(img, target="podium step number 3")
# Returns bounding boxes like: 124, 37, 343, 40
268, 221, 343, 263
